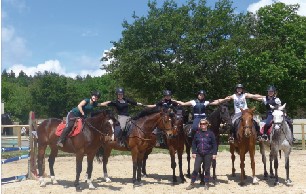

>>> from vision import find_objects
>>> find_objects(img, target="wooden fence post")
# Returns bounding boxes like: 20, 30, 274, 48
302, 124, 305, 150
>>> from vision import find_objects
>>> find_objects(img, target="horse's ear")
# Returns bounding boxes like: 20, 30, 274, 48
279, 103, 286, 111
240, 108, 244, 112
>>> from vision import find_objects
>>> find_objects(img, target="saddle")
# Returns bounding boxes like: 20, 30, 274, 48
260, 124, 272, 136
55, 118, 83, 137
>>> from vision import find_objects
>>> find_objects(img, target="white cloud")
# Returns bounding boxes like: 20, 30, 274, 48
2, 26, 32, 65
7, 60, 106, 78
248, 0, 306, 16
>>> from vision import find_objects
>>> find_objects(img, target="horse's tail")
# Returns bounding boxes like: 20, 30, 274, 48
95, 146, 104, 163
279, 150, 281, 159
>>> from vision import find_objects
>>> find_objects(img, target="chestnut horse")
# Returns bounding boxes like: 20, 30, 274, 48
95, 107, 173, 186
184, 103, 231, 183
230, 108, 259, 185
141, 108, 186, 184
36, 110, 117, 190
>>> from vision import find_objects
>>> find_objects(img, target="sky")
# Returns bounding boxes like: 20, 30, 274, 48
1, 0, 306, 78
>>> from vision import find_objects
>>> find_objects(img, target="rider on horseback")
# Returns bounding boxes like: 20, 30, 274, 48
219, 84, 262, 143
57, 91, 106, 147
176, 90, 221, 139
101, 87, 144, 147
147, 90, 179, 146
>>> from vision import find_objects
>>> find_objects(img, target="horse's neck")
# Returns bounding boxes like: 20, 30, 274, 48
138, 113, 160, 132
208, 109, 221, 126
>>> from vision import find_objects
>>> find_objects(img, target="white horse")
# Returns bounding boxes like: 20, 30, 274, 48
270, 103, 293, 186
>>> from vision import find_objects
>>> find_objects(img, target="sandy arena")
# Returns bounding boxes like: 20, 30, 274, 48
2, 150, 306, 194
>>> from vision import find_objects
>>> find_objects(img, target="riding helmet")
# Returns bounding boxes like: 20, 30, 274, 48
267, 85, 276, 92
235, 84, 244, 89
163, 90, 172, 96
197, 90, 206, 96
116, 87, 125, 94
91, 91, 101, 98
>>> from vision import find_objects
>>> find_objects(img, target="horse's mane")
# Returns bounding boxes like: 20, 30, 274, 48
91, 109, 114, 117
131, 106, 161, 120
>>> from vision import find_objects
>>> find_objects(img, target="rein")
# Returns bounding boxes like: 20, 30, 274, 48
83, 119, 111, 137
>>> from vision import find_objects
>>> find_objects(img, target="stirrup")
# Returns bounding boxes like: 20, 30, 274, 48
228, 136, 234, 144
56, 140, 64, 148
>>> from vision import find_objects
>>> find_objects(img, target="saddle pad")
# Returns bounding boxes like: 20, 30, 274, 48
55, 118, 83, 137
260, 125, 272, 135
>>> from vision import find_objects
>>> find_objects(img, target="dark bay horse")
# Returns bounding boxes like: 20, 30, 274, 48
184, 103, 231, 183
95, 107, 173, 186
36, 110, 117, 190
230, 108, 259, 185
141, 108, 186, 184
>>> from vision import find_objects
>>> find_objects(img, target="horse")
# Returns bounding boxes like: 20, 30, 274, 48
230, 108, 259, 185
36, 110, 117, 190
269, 103, 293, 186
1, 113, 13, 135
95, 106, 174, 186
184, 103, 231, 183
141, 108, 186, 184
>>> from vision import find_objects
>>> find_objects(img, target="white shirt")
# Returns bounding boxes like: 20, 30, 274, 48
233, 94, 248, 114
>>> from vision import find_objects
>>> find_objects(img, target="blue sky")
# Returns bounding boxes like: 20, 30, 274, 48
2, 0, 305, 78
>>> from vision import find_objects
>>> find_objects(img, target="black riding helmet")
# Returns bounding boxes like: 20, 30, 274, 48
267, 85, 276, 92
235, 84, 244, 89
197, 90, 206, 96
91, 91, 101, 98
116, 87, 124, 94
163, 90, 172, 96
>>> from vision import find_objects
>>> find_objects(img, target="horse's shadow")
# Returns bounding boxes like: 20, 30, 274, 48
256, 173, 288, 187
55, 179, 124, 191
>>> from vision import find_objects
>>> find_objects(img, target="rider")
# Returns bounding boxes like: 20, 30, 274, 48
259, 85, 282, 141
57, 91, 107, 147
101, 87, 143, 146
176, 90, 221, 139
220, 84, 262, 143
147, 90, 179, 146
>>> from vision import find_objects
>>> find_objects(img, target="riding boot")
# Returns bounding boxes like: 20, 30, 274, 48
262, 125, 269, 141
253, 120, 261, 142
57, 119, 75, 147
119, 130, 127, 147
57, 126, 73, 147
228, 126, 235, 143
288, 123, 296, 142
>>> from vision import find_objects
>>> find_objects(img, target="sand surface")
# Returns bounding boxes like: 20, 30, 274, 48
2, 150, 306, 194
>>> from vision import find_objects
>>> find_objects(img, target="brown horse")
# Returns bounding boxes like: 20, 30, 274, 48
141, 108, 186, 184
230, 108, 259, 185
95, 107, 173, 186
184, 103, 231, 183
36, 110, 117, 190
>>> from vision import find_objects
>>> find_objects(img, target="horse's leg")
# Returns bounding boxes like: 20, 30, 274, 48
230, 145, 236, 177
260, 144, 268, 180
284, 150, 293, 186
75, 153, 84, 190
212, 158, 218, 184
131, 149, 138, 184
177, 149, 186, 183
86, 153, 96, 189
239, 150, 246, 186
135, 151, 145, 186
102, 146, 112, 182
269, 152, 275, 178
169, 147, 177, 183
141, 149, 151, 178
48, 146, 59, 185
185, 140, 191, 178
37, 143, 48, 187
249, 145, 258, 184
273, 151, 279, 186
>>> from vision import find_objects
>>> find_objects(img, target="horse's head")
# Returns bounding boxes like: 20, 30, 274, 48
169, 111, 184, 138
156, 107, 174, 138
272, 103, 286, 130
240, 107, 255, 138
219, 103, 231, 129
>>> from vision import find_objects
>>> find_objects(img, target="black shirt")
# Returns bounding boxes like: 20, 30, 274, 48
108, 98, 137, 116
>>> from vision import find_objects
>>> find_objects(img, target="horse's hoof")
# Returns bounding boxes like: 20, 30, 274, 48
104, 177, 112, 183
39, 182, 46, 187
285, 179, 293, 186
252, 177, 259, 185
214, 181, 220, 185
274, 181, 280, 186
88, 184, 96, 190
51, 176, 58, 185
133, 181, 143, 188
142, 174, 147, 178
